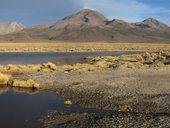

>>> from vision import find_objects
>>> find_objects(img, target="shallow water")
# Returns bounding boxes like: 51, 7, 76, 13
0, 51, 143, 65
0, 87, 108, 128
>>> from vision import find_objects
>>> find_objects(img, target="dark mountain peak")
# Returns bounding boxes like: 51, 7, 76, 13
137, 18, 169, 29
143, 18, 164, 26
51, 9, 108, 29
143, 18, 158, 22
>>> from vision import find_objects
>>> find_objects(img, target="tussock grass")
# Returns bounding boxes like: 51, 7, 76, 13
12, 79, 40, 89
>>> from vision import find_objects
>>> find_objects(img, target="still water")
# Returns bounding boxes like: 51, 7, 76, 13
0, 51, 142, 65
0, 87, 107, 128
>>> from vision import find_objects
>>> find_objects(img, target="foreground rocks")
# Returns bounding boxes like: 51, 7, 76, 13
41, 110, 170, 128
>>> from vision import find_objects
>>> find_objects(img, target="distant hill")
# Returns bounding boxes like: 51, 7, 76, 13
0, 22, 26, 35
0, 9, 170, 43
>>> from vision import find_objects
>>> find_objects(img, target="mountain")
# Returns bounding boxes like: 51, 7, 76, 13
0, 22, 26, 35
136, 18, 169, 30
0, 9, 170, 43
51, 9, 107, 29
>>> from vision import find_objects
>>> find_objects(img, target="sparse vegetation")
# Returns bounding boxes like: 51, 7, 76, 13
0, 42, 169, 52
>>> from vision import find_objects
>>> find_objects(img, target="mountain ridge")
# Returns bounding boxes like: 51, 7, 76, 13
0, 9, 170, 43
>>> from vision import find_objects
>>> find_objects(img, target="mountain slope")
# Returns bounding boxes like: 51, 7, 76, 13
0, 9, 170, 43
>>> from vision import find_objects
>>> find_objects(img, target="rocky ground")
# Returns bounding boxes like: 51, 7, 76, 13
41, 110, 170, 128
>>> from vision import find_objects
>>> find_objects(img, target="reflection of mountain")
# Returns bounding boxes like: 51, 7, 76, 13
1, 9, 170, 43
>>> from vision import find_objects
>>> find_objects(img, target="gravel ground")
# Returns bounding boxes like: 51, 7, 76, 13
22, 66, 170, 128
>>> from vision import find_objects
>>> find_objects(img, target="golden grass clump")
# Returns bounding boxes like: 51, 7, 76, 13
64, 99, 73, 106
12, 79, 40, 89
136, 55, 144, 63
0, 73, 10, 85
60, 65, 74, 72
0, 66, 7, 72
95, 61, 111, 69
7, 65, 19, 71
41, 62, 57, 71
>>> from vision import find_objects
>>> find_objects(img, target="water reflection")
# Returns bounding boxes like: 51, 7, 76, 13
0, 86, 40, 95
13, 88, 40, 95
0, 85, 9, 94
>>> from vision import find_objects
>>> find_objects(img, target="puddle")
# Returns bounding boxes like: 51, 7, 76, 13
0, 87, 109, 128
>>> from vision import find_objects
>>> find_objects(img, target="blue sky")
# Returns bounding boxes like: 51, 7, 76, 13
0, 0, 170, 26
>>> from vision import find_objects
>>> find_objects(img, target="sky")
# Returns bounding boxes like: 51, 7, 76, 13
0, 0, 170, 26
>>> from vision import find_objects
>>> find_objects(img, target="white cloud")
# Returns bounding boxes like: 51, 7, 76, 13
80, 0, 170, 24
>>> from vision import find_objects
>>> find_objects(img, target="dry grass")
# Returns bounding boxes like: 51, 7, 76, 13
0, 62, 57, 73
42, 62, 57, 71
0, 42, 169, 52
12, 79, 40, 89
